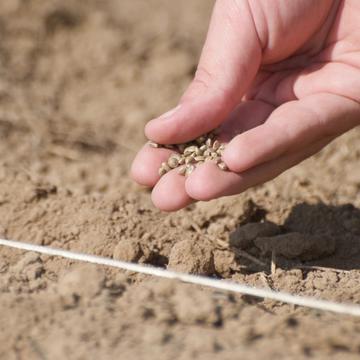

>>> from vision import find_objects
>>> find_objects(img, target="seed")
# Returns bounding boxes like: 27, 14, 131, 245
185, 164, 195, 176
185, 155, 195, 164
159, 167, 167, 176
212, 140, 220, 150
178, 156, 185, 165
148, 141, 159, 148
196, 136, 206, 144
200, 145, 207, 152
194, 156, 205, 162
161, 162, 171, 172
206, 138, 212, 148
177, 165, 186, 175
167, 155, 181, 168
184, 146, 199, 155
218, 162, 228, 171
204, 149, 211, 157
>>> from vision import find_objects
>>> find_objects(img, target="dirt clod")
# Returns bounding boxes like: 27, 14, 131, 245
229, 221, 281, 249
113, 239, 142, 262
57, 265, 105, 306
168, 239, 215, 275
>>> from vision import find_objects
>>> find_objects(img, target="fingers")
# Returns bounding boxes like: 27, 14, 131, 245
130, 144, 192, 211
132, 99, 273, 210
145, 0, 261, 144
130, 144, 177, 187
186, 136, 334, 201
291, 62, 360, 109
223, 93, 360, 173
151, 169, 193, 212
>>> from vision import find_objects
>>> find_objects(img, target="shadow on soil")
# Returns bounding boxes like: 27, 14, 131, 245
229, 202, 360, 272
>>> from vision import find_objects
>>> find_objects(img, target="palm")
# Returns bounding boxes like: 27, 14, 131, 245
131, 0, 360, 211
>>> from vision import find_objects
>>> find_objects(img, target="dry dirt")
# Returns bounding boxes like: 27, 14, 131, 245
0, 1, 360, 359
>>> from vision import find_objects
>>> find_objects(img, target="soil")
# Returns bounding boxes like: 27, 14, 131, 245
0, 1, 360, 359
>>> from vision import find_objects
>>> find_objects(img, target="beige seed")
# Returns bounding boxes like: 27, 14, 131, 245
177, 165, 186, 175
204, 149, 211, 157
148, 141, 159, 148
205, 138, 212, 148
184, 145, 199, 155
212, 140, 220, 150
178, 156, 185, 165
161, 162, 171, 172
194, 156, 205, 162
167, 155, 180, 168
218, 162, 228, 171
185, 156, 195, 164
180, 157, 186, 165
159, 167, 167, 176
200, 145, 207, 152
185, 164, 195, 176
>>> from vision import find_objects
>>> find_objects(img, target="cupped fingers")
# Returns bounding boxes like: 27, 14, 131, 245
223, 93, 360, 174
186, 136, 334, 201
130, 143, 178, 187
151, 169, 193, 212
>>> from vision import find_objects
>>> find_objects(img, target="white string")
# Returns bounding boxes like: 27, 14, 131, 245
1, 237, 360, 316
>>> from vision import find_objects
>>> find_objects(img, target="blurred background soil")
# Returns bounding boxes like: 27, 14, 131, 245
0, 1, 360, 359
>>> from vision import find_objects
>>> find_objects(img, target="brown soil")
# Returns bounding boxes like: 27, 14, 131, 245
0, 1, 360, 359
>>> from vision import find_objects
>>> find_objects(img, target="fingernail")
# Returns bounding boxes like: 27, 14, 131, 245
157, 104, 181, 121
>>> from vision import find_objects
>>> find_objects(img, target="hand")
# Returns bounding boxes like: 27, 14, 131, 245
131, 0, 360, 211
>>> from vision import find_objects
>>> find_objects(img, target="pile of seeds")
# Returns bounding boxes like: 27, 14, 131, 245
148, 131, 228, 177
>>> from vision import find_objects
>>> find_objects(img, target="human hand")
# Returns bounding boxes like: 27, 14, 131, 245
131, 0, 360, 211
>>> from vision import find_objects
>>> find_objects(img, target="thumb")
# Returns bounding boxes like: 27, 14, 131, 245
145, 0, 261, 144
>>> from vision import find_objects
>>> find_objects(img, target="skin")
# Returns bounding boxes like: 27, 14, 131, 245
131, 0, 360, 211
